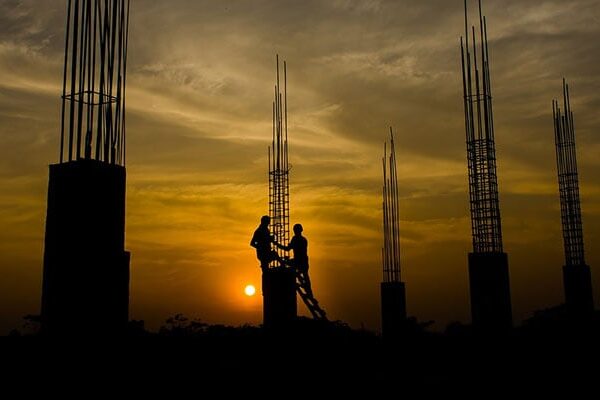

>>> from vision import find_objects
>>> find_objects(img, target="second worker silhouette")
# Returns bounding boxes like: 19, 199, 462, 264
274, 223, 313, 297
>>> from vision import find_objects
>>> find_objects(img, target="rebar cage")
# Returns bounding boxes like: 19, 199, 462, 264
59, 0, 130, 166
460, 0, 504, 254
553, 80, 586, 267
268, 56, 290, 267
382, 129, 401, 283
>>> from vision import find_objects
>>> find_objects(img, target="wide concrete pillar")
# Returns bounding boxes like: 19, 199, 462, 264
380, 281, 407, 338
468, 252, 512, 334
563, 264, 594, 320
262, 266, 297, 328
41, 159, 130, 335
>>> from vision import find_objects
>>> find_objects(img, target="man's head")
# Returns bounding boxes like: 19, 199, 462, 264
261, 215, 270, 226
293, 223, 303, 235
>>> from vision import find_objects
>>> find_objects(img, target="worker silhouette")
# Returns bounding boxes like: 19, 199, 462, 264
274, 223, 313, 296
250, 215, 278, 270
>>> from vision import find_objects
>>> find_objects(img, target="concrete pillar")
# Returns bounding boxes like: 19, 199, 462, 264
262, 266, 297, 328
380, 281, 407, 338
468, 252, 513, 333
563, 264, 594, 319
41, 159, 130, 335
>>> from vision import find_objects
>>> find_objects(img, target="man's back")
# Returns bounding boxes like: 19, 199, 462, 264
290, 235, 308, 262
251, 225, 271, 255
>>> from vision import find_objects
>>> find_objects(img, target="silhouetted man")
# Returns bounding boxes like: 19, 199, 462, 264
250, 215, 278, 270
275, 223, 313, 296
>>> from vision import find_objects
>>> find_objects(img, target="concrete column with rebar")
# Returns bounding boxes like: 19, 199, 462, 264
553, 79, 594, 319
460, 0, 512, 333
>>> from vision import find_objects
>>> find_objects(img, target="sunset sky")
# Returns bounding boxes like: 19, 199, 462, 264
1, 0, 599, 334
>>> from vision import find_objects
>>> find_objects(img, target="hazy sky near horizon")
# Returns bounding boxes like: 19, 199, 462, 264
1, 0, 600, 334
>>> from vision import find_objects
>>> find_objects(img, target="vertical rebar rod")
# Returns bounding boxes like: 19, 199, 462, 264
67, 0, 80, 162
88, 0, 98, 159
60, 0, 72, 163
75, 0, 87, 160
84, 0, 93, 159
382, 143, 389, 282
121, 0, 130, 166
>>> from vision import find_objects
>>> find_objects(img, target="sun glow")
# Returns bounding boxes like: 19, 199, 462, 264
244, 284, 256, 297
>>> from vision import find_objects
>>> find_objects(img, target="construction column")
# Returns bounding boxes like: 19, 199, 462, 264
40, 0, 131, 335
460, 0, 512, 333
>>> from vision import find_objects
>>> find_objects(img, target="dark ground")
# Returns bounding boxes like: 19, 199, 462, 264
3, 310, 600, 394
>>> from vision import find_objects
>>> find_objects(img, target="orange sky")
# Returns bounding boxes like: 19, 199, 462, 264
1, 0, 600, 334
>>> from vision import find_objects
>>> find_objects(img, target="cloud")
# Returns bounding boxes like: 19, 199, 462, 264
0, 0, 600, 333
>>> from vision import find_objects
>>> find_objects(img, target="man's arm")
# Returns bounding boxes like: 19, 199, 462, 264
274, 241, 291, 251
276, 236, 296, 252
250, 230, 258, 248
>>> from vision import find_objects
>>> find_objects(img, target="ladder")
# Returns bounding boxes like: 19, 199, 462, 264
296, 271, 327, 321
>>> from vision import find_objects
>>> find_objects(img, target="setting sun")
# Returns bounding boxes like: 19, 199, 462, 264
244, 285, 256, 297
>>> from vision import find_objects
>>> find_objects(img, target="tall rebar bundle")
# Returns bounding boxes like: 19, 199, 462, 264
268, 55, 290, 267
380, 128, 407, 336
382, 129, 401, 283
59, 0, 130, 166
460, 0, 503, 254
553, 80, 585, 267
460, 1, 512, 332
41, 0, 131, 335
